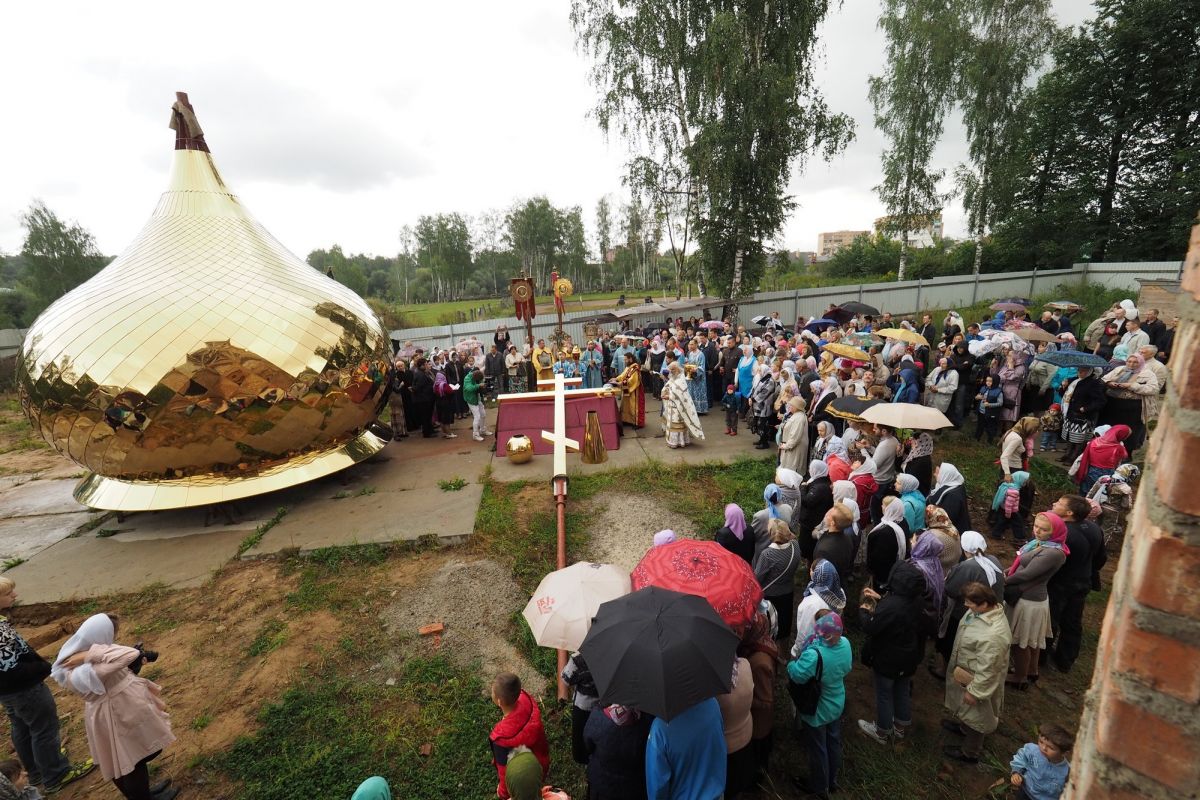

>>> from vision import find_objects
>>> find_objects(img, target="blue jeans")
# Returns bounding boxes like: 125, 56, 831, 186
0, 682, 68, 786
800, 717, 842, 795
1040, 431, 1058, 449
873, 672, 912, 732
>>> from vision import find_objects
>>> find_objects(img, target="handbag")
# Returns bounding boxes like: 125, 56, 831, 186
787, 648, 824, 715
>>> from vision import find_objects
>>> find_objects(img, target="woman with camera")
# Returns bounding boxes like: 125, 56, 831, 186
52, 614, 176, 800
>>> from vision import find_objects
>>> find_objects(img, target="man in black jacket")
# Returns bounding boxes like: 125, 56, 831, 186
1046, 495, 1107, 673
0, 579, 95, 792
701, 333, 720, 406
719, 337, 741, 395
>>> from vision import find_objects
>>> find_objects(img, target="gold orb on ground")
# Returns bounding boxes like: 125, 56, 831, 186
505, 435, 535, 464
16, 93, 393, 511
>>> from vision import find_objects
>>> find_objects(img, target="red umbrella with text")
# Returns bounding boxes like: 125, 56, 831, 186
631, 539, 762, 633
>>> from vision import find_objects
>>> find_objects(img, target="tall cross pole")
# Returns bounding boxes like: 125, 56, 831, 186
540, 373, 578, 700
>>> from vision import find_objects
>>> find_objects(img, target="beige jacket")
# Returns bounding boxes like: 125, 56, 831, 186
945, 606, 1011, 734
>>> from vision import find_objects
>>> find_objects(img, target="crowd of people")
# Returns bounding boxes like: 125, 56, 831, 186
464, 297, 1163, 799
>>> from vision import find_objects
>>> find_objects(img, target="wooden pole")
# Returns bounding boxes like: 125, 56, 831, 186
540, 374, 579, 701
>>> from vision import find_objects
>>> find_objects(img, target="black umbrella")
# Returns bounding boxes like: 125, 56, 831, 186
824, 306, 855, 324
837, 301, 880, 315
579, 586, 739, 721
829, 394, 884, 421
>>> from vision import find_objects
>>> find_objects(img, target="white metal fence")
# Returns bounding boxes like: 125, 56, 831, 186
386, 261, 1183, 351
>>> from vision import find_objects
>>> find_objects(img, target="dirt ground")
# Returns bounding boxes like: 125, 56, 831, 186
0, 545, 542, 800
582, 491, 698, 572
0, 396, 76, 477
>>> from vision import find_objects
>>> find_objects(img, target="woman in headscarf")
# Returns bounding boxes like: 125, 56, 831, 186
1058, 365, 1107, 465
683, 339, 710, 414
778, 397, 810, 475
999, 416, 1040, 483
813, 503, 856, 584
753, 520, 801, 642
614, 352, 646, 430
865, 497, 910, 590
901, 431, 935, 495
855, 561, 926, 746
1005, 512, 1069, 689
1100, 353, 1160, 454
924, 506, 963, 571
52, 614, 176, 800
582, 702, 653, 800
792, 560, 847, 654
432, 367, 458, 439
848, 457, 878, 530
809, 375, 842, 434
751, 484, 793, 561
352, 777, 392, 800
734, 344, 756, 417
661, 362, 704, 448
1076, 424, 1130, 495
925, 357, 959, 414
774, 467, 804, 508
946, 341, 975, 425
996, 349, 1027, 430
894, 474, 926, 534
796, 461, 834, 560
644, 336, 667, 397
716, 654, 757, 800
817, 350, 837, 379
908, 531, 946, 649
934, 532, 1006, 679
786, 612, 852, 799
891, 360, 922, 404
926, 462, 970, 534
942, 581, 1011, 764
737, 607, 779, 780
824, 436, 851, 483
811, 420, 834, 462
715, 503, 753, 565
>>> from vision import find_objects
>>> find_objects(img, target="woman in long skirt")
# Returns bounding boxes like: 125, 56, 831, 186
684, 341, 710, 414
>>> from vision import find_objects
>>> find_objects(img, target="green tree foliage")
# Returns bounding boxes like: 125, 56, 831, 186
572, 0, 853, 316
17, 200, 109, 320
993, 0, 1200, 265
505, 197, 563, 291
870, 0, 964, 280
414, 213, 473, 302
955, 0, 1056, 274
594, 196, 612, 289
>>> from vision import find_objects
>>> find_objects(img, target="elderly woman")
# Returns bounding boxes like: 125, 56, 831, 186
778, 396, 810, 474
865, 498, 910, 590
925, 357, 959, 414
662, 362, 704, 448
683, 340, 710, 414
1100, 353, 1160, 454
901, 431, 935, 495
753, 519, 801, 641
811, 421, 835, 462
924, 506, 963, 572
995, 349, 1027, 430
796, 461, 834, 559
848, 458, 879, 530
942, 581, 1012, 764
895, 474, 926, 534
934, 532, 1006, 678
927, 462, 971, 534
752, 484, 794, 562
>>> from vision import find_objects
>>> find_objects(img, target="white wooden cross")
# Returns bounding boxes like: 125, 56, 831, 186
540, 373, 579, 478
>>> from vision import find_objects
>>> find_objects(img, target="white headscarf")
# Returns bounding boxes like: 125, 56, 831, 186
932, 462, 964, 492
1119, 299, 1138, 319
832, 480, 857, 504
849, 457, 877, 479
52, 613, 115, 695
960, 530, 1004, 587
840, 498, 861, 534
806, 460, 829, 483
880, 499, 908, 562
775, 468, 803, 490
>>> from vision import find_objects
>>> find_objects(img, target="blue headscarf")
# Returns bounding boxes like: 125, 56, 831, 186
991, 470, 1030, 510
804, 559, 846, 613
763, 483, 782, 518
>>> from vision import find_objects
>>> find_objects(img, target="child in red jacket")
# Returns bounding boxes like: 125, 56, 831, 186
489, 673, 550, 799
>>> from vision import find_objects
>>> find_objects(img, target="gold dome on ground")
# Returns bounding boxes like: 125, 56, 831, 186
16, 93, 393, 511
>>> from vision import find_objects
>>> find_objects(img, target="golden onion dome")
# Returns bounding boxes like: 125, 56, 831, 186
16, 93, 393, 510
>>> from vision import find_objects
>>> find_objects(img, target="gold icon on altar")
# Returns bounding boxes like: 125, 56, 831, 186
15, 93, 393, 511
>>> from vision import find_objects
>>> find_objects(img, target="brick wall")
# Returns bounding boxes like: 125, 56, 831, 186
1068, 219, 1200, 799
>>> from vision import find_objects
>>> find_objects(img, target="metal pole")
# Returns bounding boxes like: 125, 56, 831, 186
916, 278, 923, 311
1030, 267, 1038, 297
553, 475, 569, 700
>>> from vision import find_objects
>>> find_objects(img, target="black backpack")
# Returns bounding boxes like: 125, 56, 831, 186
787, 649, 824, 715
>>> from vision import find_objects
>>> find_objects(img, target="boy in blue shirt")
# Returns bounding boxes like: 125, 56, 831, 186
1010, 723, 1073, 800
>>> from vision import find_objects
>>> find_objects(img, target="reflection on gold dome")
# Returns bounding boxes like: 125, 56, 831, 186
16, 93, 393, 510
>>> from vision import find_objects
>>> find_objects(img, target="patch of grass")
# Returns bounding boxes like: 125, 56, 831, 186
76, 599, 100, 614
282, 544, 388, 612
238, 507, 289, 556
191, 712, 213, 731
437, 476, 468, 492
246, 619, 289, 658
331, 490, 351, 500
215, 656, 498, 800
356, 485, 377, 497
95, 528, 118, 538
1, 558, 24, 571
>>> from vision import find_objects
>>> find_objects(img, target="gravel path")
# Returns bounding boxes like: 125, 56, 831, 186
583, 492, 700, 573
383, 558, 547, 696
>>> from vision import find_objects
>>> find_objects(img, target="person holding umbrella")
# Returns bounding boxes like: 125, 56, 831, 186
788, 613, 853, 798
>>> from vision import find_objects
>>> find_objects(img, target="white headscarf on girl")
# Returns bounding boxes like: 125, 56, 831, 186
881, 499, 908, 563
52, 613, 115, 695
849, 457, 877, 479
960, 530, 1004, 587
840, 498, 861, 535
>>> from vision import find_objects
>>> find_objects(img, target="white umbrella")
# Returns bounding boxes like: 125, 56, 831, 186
861, 403, 954, 430
522, 561, 631, 651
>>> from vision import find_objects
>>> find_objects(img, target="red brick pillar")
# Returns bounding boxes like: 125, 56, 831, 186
1067, 220, 1200, 799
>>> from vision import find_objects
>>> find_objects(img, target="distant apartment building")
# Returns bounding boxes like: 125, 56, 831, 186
816, 230, 870, 258
874, 213, 944, 249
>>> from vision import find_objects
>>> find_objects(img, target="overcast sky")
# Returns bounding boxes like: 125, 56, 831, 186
0, 0, 1097, 262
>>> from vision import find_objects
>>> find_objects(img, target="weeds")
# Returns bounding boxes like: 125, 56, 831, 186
356, 486, 377, 496
246, 619, 288, 657
191, 713, 213, 731
437, 476, 468, 492
1, 558, 24, 571
237, 507, 289, 556
331, 490, 351, 500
